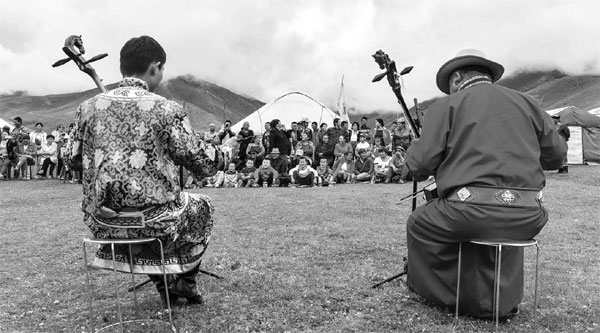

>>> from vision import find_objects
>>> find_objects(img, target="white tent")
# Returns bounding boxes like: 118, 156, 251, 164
0, 117, 14, 131
546, 106, 600, 164
588, 107, 600, 117
231, 91, 340, 135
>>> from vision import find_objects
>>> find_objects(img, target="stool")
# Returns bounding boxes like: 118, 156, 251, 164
455, 239, 539, 331
83, 237, 175, 332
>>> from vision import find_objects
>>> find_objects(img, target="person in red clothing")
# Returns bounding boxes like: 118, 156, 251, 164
405, 49, 567, 318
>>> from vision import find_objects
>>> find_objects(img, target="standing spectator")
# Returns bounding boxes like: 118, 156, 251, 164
340, 120, 351, 143
51, 124, 67, 142
314, 134, 335, 167
237, 121, 254, 162
269, 147, 290, 187
310, 122, 319, 146
0, 132, 11, 179
353, 148, 374, 183
326, 118, 345, 150
288, 121, 300, 149
372, 147, 392, 183
254, 158, 278, 187
36, 134, 58, 179
268, 119, 291, 162
315, 158, 334, 187
204, 123, 219, 143
29, 122, 47, 147
333, 134, 352, 164
10, 117, 30, 140
317, 123, 328, 144
237, 159, 256, 188
370, 118, 391, 147
392, 117, 414, 151
289, 156, 317, 187
299, 120, 313, 142
332, 151, 355, 184
358, 116, 370, 142
349, 122, 360, 152
262, 122, 272, 154
218, 119, 236, 143
552, 115, 570, 173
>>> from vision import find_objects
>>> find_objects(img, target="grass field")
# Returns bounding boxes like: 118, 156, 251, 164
0, 166, 598, 332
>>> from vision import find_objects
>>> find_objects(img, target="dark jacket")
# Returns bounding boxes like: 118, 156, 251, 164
269, 128, 291, 155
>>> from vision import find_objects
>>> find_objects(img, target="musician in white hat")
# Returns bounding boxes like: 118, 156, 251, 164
404, 49, 567, 318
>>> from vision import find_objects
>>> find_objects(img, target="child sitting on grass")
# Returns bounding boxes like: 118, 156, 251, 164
289, 156, 318, 187
219, 162, 239, 188
238, 159, 256, 188
315, 157, 334, 187
254, 158, 278, 187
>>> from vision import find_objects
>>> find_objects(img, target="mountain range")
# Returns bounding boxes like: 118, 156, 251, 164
1, 70, 598, 132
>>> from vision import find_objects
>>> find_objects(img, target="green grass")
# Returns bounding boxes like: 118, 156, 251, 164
0, 166, 599, 332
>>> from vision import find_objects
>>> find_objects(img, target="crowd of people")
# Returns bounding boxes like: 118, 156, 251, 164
185, 116, 415, 188
1, 114, 416, 188
1, 118, 81, 182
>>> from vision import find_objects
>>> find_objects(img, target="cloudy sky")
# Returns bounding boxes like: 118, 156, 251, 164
1, 0, 599, 112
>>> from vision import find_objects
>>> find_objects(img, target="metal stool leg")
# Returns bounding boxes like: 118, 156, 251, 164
455, 242, 463, 324
494, 245, 503, 331
110, 243, 124, 332
157, 239, 175, 329
83, 240, 94, 332
534, 243, 539, 325
128, 244, 139, 319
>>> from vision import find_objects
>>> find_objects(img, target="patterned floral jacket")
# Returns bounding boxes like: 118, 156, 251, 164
71, 78, 205, 216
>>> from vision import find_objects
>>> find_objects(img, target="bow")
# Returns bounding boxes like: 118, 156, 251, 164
52, 35, 108, 93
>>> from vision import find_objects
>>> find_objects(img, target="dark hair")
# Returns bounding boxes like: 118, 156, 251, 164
376, 118, 384, 127
291, 121, 297, 125
14, 117, 22, 123
120, 36, 166, 76
361, 116, 368, 121
320, 122, 327, 129
311, 122, 318, 126
298, 156, 308, 163
377, 147, 386, 153
35, 122, 43, 127
46, 134, 55, 140
270, 119, 280, 128
351, 121, 359, 129
224, 120, 232, 125
341, 120, 348, 127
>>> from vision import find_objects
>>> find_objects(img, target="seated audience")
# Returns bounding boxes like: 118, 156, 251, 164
254, 158, 278, 187
372, 147, 392, 183
355, 134, 371, 156
269, 148, 290, 187
14, 136, 37, 180
332, 151, 355, 184
238, 159, 256, 188
353, 148, 374, 183
371, 136, 387, 158
293, 132, 315, 167
218, 162, 239, 188
389, 146, 411, 184
333, 134, 352, 164
315, 157, 334, 187
29, 122, 47, 147
36, 134, 58, 179
314, 134, 335, 168
289, 156, 317, 187
246, 135, 265, 168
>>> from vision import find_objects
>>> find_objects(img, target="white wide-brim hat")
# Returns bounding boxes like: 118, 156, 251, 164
436, 49, 504, 94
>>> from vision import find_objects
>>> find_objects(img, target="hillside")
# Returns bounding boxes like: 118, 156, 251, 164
1, 70, 598, 132
0, 75, 264, 132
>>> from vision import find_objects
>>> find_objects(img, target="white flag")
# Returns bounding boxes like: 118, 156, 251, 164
337, 75, 350, 124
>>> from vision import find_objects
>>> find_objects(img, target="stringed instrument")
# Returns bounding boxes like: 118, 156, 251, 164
52, 35, 108, 93
52, 35, 108, 171
371, 50, 438, 209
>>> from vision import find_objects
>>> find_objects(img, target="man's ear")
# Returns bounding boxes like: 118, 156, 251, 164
148, 62, 161, 76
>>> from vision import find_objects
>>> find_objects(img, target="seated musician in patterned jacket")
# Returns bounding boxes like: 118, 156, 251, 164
70, 36, 214, 306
